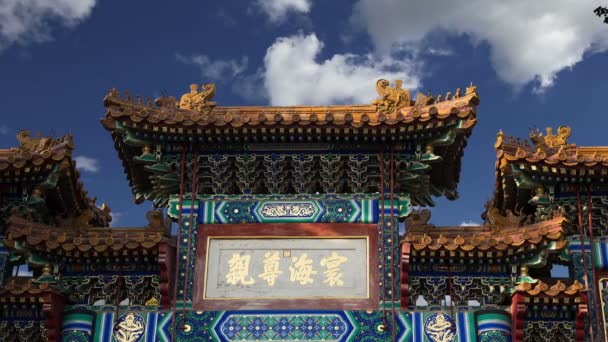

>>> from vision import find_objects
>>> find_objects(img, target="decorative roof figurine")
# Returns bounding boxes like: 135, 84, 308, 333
179, 83, 216, 112
373, 79, 411, 114
529, 125, 574, 151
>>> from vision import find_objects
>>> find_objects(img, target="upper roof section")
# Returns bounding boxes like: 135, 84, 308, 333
494, 125, 608, 212
101, 81, 479, 205
0, 130, 111, 229
495, 126, 608, 168
402, 209, 567, 263
0, 130, 74, 172
102, 80, 479, 139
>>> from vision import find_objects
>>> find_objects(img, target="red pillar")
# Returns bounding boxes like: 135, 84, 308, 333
400, 243, 411, 308
42, 292, 64, 342
510, 293, 525, 342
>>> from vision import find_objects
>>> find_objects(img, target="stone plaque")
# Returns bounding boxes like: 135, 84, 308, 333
204, 238, 368, 299
193, 223, 378, 310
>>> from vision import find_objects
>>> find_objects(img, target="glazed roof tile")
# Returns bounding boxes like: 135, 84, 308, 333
516, 279, 584, 297
0, 277, 56, 298
5, 215, 170, 256
403, 216, 566, 253
0, 131, 74, 172
495, 126, 608, 168
102, 81, 479, 135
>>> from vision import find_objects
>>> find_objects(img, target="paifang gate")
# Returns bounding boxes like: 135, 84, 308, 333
4, 80, 596, 341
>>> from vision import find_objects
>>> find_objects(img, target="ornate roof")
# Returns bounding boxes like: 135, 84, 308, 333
495, 126, 608, 168
101, 81, 479, 206
403, 209, 567, 257
0, 130, 111, 228
0, 131, 74, 172
493, 125, 608, 212
102, 81, 479, 135
5, 213, 171, 257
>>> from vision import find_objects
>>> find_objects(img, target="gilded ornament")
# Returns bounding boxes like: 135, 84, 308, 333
145, 296, 159, 306
529, 125, 574, 151
424, 312, 455, 342
16, 130, 49, 153
113, 312, 145, 342
485, 207, 524, 230
179, 83, 216, 112
465, 82, 477, 95
373, 79, 411, 114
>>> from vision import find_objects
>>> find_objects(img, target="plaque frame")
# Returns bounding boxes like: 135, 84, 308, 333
192, 223, 379, 310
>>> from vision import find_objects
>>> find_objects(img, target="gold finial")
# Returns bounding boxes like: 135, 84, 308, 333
31, 187, 43, 199
101, 202, 111, 213
145, 296, 160, 306
445, 91, 451, 101
42, 264, 52, 276
142, 145, 152, 156
465, 82, 477, 95
108, 88, 119, 97
179, 83, 217, 112
373, 79, 411, 114
494, 130, 504, 149
454, 88, 461, 98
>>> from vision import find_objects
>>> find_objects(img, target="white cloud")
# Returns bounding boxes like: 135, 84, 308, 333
0, 0, 96, 51
176, 53, 248, 81
110, 211, 125, 227
427, 47, 452, 56
256, 0, 311, 22
262, 33, 421, 105
0, 124, 8, 135
74, 155, 99, 173
460, 220, 481, 226
352, 0, 608, 91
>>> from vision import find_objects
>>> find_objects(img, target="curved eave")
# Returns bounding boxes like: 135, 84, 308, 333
404, 217, 567, 255
5, 216, 170, 257
102, 91, 479, 131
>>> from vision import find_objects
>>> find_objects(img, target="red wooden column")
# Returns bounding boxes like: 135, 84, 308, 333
400, 243, 411, 308
42, 291, 65, 342
159, 242, 176, 309
576, 292, 589, 342
510, 293, 525, 342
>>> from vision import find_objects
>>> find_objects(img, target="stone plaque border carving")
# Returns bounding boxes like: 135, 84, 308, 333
193, 223, 379, 310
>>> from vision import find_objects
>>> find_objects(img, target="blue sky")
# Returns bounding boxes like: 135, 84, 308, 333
0, 0, 607, 228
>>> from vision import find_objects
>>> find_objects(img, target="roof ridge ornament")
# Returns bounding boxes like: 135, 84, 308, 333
179, 83, 217, 112
16, 130, 49, 153
529, 125, 574, 152
373, 79, 411, 115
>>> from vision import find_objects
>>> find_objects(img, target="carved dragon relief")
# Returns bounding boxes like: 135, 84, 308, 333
373, 79, 411, 114
179, 83, 217, 112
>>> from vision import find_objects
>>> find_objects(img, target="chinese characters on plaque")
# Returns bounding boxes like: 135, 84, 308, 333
203, 238, 369, 300
225, 251, 348, 287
